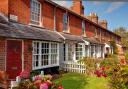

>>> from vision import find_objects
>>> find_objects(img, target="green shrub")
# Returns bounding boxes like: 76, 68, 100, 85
105, 53, 113, 58
110, 40, 118, 54
108, 65, 128, 89
13, 80, 36, 89
125, 51, 128, 60
78, 57, 101, 75
100, 54, 119, 67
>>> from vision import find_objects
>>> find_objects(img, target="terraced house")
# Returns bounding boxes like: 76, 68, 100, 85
0, 0, 122, 79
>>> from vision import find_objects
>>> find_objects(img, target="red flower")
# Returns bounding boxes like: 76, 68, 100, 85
45, 80, 52, 86
94, 70, 102, 77
101, 67, 105, 71
106, 66, 110, 69
57, 85, 64, 89
102, 73, 107, 78
19, 70, 30, 79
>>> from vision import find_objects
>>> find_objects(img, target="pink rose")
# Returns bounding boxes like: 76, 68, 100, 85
19, 70, 30, 79
34, 75, 42, 81
40, 83, 48, 89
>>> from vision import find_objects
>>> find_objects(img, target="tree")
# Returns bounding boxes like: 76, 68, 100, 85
114, 27, 128, 49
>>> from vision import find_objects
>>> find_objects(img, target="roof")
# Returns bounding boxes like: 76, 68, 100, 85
60, 32, 84, 43
0, 14, 109, 45
84, 37, 104, 45
45, 0, 121, 38
0, 16, 63, 42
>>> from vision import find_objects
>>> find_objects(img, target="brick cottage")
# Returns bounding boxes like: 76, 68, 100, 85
0, 0, 122, 79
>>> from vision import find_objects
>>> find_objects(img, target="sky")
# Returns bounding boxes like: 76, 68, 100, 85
53, 0, 128, 31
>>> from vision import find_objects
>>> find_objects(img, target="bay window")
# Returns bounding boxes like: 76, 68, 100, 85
30, 0, 41, 25
76, 44, 83, 60
33, 41, 59, 69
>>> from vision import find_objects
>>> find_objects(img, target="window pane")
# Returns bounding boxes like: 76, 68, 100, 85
41, 43, 49, 66
76, 44, 83, 60
63, 13, 68, 31
30, 0, 41, 25
51, 43, 58, 65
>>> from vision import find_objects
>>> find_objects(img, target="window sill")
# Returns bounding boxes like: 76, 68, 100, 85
63, 30, 70, 33
32, 64, 59, 70
29, 23, 42, 28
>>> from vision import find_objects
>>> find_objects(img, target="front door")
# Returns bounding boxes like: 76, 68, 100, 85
6, 40, 22, 79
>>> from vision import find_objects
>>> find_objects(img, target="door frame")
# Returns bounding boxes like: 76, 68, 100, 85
5, 39, 24, 72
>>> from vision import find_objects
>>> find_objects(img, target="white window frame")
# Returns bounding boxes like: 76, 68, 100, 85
30, 0, 42, 26
32, 41, 59, 70
76, 43, 83, 60
63, 13, 69, 33
82, 21, 86, 36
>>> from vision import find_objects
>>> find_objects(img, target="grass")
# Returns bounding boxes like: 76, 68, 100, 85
54, 73, 109, 89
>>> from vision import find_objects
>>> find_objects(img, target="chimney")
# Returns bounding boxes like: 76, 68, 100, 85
99, 20, 107, 29
71, 0, 84, 15
90, 12, 98, 24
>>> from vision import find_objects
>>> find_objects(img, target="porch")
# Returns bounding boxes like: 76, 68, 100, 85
60, 37, 105, 73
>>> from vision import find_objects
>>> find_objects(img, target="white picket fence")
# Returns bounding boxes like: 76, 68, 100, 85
61, 61, 86, 74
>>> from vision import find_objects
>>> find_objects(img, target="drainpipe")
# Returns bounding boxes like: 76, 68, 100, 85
54, 6, 56, 31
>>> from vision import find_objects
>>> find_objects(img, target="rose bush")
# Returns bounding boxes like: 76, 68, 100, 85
13, 71, 64, 89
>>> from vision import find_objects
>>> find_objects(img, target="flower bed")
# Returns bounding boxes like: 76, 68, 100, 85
13, 70, 63, 89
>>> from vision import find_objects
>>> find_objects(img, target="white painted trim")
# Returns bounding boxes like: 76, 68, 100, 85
22, 40, 24, 71
57, 43, 59, 65
32, 41, 60, 70
67, 11, 70, 33
82, 20, 86, 36
56, 32, 66, 40
63, 11, 70, 33
73, 44, 76, 61
65, 43, 68, 61
82, 39, 90, 45
54, 7, 56, 31
32, 42, 34, 70
49, 42, 51, 66
30, 0, 42, 27
33, 65, 59, 70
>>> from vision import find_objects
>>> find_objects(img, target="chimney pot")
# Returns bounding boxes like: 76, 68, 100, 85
71, 0, 84, 15
99, 20, 107, 29
89, 12, 98, 24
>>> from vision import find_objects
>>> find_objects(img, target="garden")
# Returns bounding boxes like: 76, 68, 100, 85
1, 42, 128, 89
10, 52, 128, 89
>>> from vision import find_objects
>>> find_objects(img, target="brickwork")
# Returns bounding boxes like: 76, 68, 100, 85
69, 14, 82, 36
0, 0, 121, 44
9, 0, 30, 24
86, 23, 95, 37
0, 39, 6, 71
0, 0, 8, 16
56, 8, 65, 32
42, 2, 54, 30
24, 40, 32, 71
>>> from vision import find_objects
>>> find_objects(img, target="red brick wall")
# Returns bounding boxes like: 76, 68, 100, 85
69, 14, 82, 36
0, 0, 8, 16
56, 8, 65, 32
86, 23, 95, 37
3, 0, 121, 44
24, 40, 32, 71
0, 39, 6, 71
9, 0, 30, 24
42, 2, 54, 30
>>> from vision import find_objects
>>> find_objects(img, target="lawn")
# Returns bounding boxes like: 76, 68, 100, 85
54, 73, 109, 89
